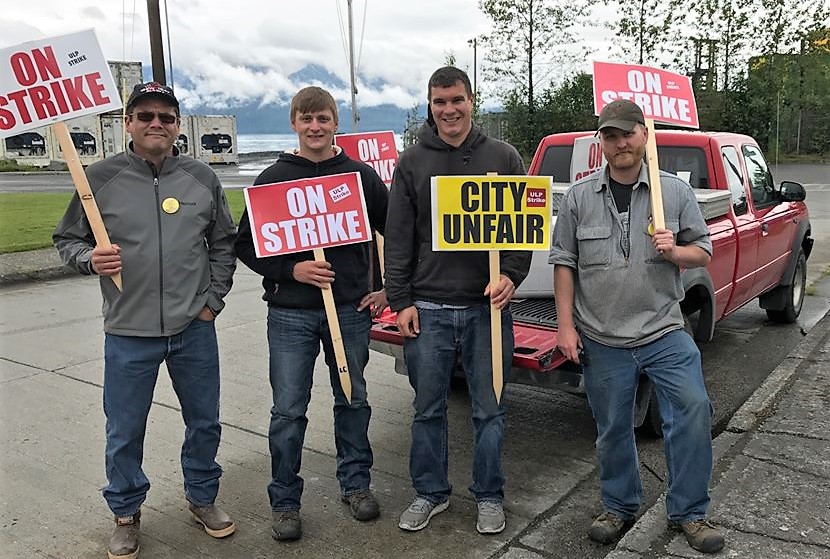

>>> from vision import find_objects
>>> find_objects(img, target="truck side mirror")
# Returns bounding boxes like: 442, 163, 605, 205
779, 181, 806, 202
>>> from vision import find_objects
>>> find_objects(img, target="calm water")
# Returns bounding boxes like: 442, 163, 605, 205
237, 133, 404, 154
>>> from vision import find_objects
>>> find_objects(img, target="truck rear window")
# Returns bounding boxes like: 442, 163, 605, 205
538, 143, 710, 189
657, 147, 709, 189
537, 146, 572, 183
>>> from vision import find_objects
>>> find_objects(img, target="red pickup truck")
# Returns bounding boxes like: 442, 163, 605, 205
370, 130, 813, 435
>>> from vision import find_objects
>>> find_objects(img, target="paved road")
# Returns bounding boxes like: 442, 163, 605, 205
1, 267, 828, 559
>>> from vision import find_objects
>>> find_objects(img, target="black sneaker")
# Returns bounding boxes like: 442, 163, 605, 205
588, 511, 631, 544
271, 510, 302, 541
672, 519, 725, 553
108, 510, 140, 559
342, 489, 380, 521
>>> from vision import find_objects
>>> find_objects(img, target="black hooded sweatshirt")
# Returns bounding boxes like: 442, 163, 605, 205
384, 122, 532, 311
235, 148, 388, 308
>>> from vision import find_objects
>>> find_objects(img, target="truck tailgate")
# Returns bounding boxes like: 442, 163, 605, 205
369, 298, 567, 373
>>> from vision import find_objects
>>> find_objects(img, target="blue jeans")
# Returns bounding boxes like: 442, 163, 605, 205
403, 303, 513, 504
266, 305, 373, 511
581, 330, 713, 523
102, 318, 223, 516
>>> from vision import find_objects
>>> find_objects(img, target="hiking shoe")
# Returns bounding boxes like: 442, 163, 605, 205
476, 501, 506, 534
588, 511, 631, 544
108, 510, 140, 559
342, 489, 380, 521
188, 502, 236, 538
271, 510, 302, 541
672, 519, 725, 553
398, 497, 449, 531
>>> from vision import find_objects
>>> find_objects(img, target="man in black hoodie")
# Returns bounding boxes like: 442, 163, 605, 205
384, 66, 531, 535
235, 86, 388, 542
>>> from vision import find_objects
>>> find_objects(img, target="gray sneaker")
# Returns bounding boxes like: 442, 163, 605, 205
398, 497, 449, 531
476, 501, 506, 534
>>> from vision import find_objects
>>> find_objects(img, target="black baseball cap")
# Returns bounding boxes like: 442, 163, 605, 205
126, 82, 180, 112
597, 99, 645, 132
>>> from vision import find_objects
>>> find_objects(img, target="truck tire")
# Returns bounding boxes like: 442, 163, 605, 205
637, 385, 663, 438
766, 248, 806, 324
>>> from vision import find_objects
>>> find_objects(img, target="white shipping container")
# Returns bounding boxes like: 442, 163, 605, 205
53, 114, 104, 166
176, 115, 196, 157
1, 125, 54, 167
192, 115, 239, 165
100, 114, 130, 158
106, 60, 143, 115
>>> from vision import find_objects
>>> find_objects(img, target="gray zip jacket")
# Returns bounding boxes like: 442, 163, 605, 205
550, 163, 711, 347
53, 146, 237, 337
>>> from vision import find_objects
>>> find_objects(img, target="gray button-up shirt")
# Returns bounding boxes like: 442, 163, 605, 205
549, 163, 712, 348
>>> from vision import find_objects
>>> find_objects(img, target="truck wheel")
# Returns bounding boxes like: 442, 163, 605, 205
636, 385, 663, 438
766, 248, 806, 324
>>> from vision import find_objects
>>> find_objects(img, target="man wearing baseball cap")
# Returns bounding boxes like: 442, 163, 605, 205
550, 99, 724, 553
54, 82, 237, 559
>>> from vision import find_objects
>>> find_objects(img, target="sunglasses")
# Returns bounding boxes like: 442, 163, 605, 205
130, 111, 179, 124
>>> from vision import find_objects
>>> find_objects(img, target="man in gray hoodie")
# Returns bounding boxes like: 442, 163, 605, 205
54, 82, 237, 559
384, 66, 531, 535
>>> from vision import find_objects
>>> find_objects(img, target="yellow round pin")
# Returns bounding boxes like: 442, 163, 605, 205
162, 197, 180, 214
647, 221, 655, 236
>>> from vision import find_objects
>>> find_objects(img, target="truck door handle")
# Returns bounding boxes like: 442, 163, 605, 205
761, 223, 769, 233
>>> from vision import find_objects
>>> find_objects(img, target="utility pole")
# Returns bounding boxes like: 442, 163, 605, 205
147, 0, 166, 84
467, 37, 477, 99
347, 0, 359, 131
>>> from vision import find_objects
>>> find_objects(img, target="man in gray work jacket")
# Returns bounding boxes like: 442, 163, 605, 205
54, 82, 237, 559
550, 99, 724, 554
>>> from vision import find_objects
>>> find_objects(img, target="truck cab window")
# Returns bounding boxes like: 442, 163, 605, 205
742, 145, 776, 209
721, 146, 748, 215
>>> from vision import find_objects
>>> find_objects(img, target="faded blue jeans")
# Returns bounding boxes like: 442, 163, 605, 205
102, 317, 223, 517
266, 305, 373, 511
581, 329, 713, 523
403, 302, 513, 504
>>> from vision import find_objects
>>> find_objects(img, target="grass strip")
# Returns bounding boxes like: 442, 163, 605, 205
0, 190, 248, 254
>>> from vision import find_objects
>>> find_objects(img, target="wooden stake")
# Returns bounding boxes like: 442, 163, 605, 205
489, 249, 503, 403
487, 171, 503, 403
644, 117, 665, 230
314, 247, 352, 404
53, 121, 122, 291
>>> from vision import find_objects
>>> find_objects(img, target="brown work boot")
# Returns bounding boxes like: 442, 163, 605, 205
341, 489, 380, 521
188, 502, 236, 538
672, 519, 725, 553
271, 510, 302, 541
107, 510, 140, 559
588, 511, 632, 544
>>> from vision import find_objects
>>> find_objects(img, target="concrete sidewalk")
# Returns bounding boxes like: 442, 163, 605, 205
607, 311, 830, 558
2, 249, 829, 559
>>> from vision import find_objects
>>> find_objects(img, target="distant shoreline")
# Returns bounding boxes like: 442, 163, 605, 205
238, 151, 281, 162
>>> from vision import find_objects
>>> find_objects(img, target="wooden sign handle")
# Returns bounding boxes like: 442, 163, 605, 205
489, 250, 504, 404
644, 117, 665, 230
314, 247, 352, 404
53, 121, 122, 291
486, 171, 504, 404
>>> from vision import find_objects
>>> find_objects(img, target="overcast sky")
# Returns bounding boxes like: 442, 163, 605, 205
0, 0, 613, 111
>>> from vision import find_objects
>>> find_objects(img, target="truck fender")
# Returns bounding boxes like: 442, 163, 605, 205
681, 268, 716, 342
759, 219, 812, 310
